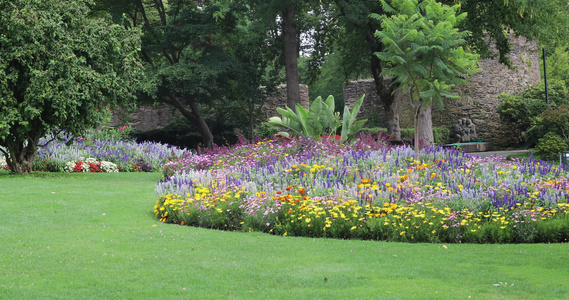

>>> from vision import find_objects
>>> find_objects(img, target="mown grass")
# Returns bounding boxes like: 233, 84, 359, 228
1, 172, 568, 299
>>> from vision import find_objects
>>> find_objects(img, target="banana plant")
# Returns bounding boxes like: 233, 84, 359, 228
340, 94, 367, 142
268, 95, 365, 142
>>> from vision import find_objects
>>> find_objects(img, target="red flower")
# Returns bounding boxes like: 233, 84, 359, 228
73, 162, 83, 172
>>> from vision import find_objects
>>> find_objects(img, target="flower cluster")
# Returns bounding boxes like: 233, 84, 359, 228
0, 155, 7, 170
64, 158, 119, 173
154, 136, 569, 243
33, 130, 187, 172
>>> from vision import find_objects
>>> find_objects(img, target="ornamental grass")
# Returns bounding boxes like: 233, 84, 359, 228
154, 135, 569, 243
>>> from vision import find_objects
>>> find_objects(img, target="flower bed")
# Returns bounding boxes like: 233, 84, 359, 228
31, 131, 187, 172
64, 158, 119, 173
154, 136, 569, 243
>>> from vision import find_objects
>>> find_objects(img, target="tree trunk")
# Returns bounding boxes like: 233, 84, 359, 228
165, 96, 214, 149
282, 1, 300, 111
367, 24, 401, 140
4, 134, 41, 174
414, 102, 434, 159
383, 89, 401, 141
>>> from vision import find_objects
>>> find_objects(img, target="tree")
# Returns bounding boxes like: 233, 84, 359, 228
282, 0, 302, 111
332, 0, 403, 140
244, 0, 307, 112
0, 0, 143, 174
93, 0, 248, 149
374, 0, 479, 158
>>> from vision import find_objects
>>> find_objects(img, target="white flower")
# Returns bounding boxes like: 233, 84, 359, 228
99, 161, 119, 173
81, 162, 91, 172
0, 156, 7, 169
64, 162, 76, 173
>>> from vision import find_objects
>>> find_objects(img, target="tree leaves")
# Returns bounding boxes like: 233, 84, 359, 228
375, 0, 479, 110
0, 0, 143, 172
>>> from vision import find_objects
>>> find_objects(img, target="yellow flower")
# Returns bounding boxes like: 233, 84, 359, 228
350, 226, 357, 230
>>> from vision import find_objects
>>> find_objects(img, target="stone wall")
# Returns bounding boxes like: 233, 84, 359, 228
343, 35, 541, 147
261, 84, 310, 121
111, 106, 175, 132
112, 84, 309, 131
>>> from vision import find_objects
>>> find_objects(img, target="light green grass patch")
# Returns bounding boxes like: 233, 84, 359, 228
0, 173, 568, 299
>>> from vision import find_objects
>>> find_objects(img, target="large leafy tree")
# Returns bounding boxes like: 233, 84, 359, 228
94, 0, 248, 149
332, 1, 403, 139
0, 0, 143, 174
245, 0, 305, 112
374, 0, 479, 158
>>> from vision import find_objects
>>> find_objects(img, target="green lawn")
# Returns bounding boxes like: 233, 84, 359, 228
0, 172, 568, 299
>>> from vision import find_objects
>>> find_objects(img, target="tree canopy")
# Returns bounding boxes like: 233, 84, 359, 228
0, 0, 143, 173
374, 0, 479, 156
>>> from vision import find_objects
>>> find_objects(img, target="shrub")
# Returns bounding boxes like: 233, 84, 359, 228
89, 125, 133, 142
256, 122, 280, 139
433, 127, 451, 145
497, 80, 569, 147
535, 133, 568, 161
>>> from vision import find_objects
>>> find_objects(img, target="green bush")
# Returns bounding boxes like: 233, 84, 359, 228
535, 132, 568, 161
360, 127, 388, 135
256, 122, 280, 139
526, 104, 569, 148
497, 80, 569, 147
433, 127, 451, 145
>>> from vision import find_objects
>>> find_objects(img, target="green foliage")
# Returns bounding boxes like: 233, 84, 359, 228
535, 133, 568, 161
300, 53, 345, 111
255, 122, 280, 139
538, 105, 569, 141
433, 127, 451, 145
441, 0, 569, 66
497, 80, 569, 147
88, 125, 133, 143
0, 0, 143, 173
373, 0, 479, 111
527, 105, 569, 149
496, 94, 538, 144
545, 45, 569, 88
269, 95, 357, 142
340, 94, 368, 142
373, 0, 479, 154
